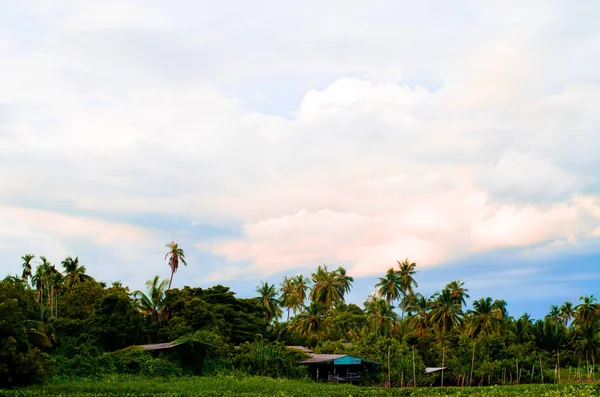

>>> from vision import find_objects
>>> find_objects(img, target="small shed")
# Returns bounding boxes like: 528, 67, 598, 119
299, 354, 380, 382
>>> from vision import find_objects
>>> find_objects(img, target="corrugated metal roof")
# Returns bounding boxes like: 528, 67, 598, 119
287, 346, 314, 354
139, 342, 184, 351
425, 367, 447, 373
299, 354, 347, 364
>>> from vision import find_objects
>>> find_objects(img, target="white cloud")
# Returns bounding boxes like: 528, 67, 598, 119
0, 0, 599, 285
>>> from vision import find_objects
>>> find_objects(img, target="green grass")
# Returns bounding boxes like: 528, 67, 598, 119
2, 376, 600, 397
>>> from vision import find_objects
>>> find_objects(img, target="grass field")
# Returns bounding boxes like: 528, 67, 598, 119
1, 376, 599, 397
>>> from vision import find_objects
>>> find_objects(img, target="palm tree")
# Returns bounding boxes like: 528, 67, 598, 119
61, 256, 94, 289
466, 297, 503, 338
547, 305, 562, 324
334, 266, 354, 298
408, 293, 432, 338
31, 256, 53, 320
256, 281, 281, 324
397, 258, 418, 318
309, 265, 343, 308
292, 302, 326, 339
575, 295, 600, 326
133, 275, 169, 322
446, 280, 470, 308
21, 254, 35, 283
560, 302, 575, 329
291, 274, 310, 315
165, 241, 187, 290
430, 288, 463, 340
280, 276, 297, 321
365, 295, 399, 336
376, 268, 402, 304
574, 322, 600, 378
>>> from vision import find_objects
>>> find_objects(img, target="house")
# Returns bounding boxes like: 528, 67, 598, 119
298, 354, 380, 383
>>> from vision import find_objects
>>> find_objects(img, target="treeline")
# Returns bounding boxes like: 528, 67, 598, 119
1, 249, 599, 390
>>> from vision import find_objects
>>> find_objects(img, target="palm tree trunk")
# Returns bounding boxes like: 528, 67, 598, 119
470, 341, 476, 385
168, 270, 174, 290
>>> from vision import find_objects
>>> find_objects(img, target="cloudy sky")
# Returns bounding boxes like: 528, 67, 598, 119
1, 0, 599, 318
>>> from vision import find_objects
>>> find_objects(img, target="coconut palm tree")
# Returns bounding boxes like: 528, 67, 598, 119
446, 280, 470, 308
334, 266, 353, 298
291, 274, 310, 315
309, 265, 343, 309
408, 293, 432, 338
21, 254, 35, 284
280, 276, 297, 321
574, 322, 600, 379
575, 295, 600, 326
547, 305, 562, 325
397, 258, 418, 318
133, 275, 169, 322
466, 297, 503, 338
365, 295, 399, 336
61, 256, 94, 289
165, 241, 187, 290
430, 288, 463, 340
292, 302, 326, 339
256, 281, 281, 324
376, 268, 402, 304
560, 302, 576, 329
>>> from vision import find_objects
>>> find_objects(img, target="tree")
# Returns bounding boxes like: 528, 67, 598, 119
165, 241, 187, 290
61, 256, 94, 289
334, 266, 353, 298
291, 275, 310, 316
408, 293, 432, 338
364, 295, 399, 337
309, 265, 343, 309
133, 275, 169, 322
292, 302, 326, 339
21, 254, 35, 284
575, 295, 599, 327
376, 268, 402, 304
280, 277, 297, 321
446, 280, 470, 308
560, 301, 575, 329
466, 297, 503, 338
546, 305, 562, 325
397, 258, 418, 319
430, 288, 462, 340
256, 282, 281, 324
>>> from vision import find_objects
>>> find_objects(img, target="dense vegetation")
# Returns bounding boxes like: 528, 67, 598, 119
1, 244, 599, 393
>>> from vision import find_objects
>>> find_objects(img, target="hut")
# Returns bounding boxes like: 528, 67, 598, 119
299, 354, 380, 382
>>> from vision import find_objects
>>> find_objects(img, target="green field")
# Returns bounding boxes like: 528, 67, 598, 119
2, 376, 600, 397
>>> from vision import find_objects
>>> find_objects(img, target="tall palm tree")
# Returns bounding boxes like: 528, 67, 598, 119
291, 274, 310, 315
397, 258, 418, 318
446, 280, 470, 308
21, 254, 35, 283
133, 275, 169, 322
560, 302, 575, 329
575, 295, 600, 326
61, 256, 94, 289
334, 266, 354, 298
309, 265, 343, 308
430, 288, 463, 341
365, 295, 399, 336
466, 297, 503, 338
547, 305, 562, 324
31, 256, 53, 320
408, 293, 432, 338
165, 241, 187, 290
256, 281, 281, 324
376, 268, 402, 304
280, 276, 297, 321
292, 302, 326, 339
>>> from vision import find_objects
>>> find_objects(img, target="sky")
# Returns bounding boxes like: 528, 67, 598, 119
1, 0, 599, 319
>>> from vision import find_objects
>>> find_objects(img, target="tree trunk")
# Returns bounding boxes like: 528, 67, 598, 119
470, 341, 476, 385
441, 345, 445, 387
168, 270, 174, 290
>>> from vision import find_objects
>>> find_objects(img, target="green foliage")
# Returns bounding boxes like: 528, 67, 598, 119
231, 339, 309, 378
0, 278, 50, 388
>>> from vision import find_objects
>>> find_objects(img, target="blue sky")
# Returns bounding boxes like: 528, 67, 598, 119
1, 1, 599, 320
